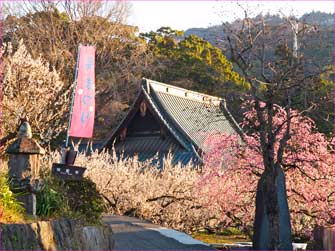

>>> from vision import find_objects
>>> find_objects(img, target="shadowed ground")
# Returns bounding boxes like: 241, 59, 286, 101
103, 215, 214, 250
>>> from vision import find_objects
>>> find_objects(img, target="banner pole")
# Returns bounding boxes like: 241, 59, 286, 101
65, 45, 81, 148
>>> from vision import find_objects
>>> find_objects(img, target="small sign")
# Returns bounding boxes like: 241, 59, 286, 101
52, 163, 86, 180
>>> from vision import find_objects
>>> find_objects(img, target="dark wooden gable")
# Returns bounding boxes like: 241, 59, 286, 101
127, 108, 161, 136
106, 92, 186, 156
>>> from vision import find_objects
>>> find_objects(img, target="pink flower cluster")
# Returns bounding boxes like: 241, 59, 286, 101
199, 104, 334, 237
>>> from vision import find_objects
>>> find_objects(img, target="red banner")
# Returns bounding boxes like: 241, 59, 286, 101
69, 46, 95, 138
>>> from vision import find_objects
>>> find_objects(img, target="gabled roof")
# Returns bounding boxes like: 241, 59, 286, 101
100, 78, 243, 156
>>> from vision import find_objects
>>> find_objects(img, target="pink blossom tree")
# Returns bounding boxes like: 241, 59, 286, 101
200, 104, 334, 238
219, 5, 332, 248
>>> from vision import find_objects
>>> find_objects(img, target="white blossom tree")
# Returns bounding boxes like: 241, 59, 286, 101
1, 41, 69, 149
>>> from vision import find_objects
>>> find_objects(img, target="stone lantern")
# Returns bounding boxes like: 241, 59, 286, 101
7, 122, 45, 215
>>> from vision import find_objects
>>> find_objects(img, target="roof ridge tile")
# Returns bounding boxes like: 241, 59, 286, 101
143, 78, 223, 106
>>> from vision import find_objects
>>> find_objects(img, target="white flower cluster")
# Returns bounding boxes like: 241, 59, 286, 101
2, 41, 70, 145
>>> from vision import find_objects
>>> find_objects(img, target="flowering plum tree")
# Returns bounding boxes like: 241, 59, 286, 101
57, 150, 218, 233
200, 103, 334, 238
217, 5, 333, 248
1, 41, 69, 148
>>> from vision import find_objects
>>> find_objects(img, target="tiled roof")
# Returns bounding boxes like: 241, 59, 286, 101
114, 136, 198, 166
143, 79, 242, 151
115, 135, 182, 153
101, 79, 242, 163
141, 86, 191, 150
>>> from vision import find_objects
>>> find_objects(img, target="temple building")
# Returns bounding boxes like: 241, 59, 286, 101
100, 79, 242, 165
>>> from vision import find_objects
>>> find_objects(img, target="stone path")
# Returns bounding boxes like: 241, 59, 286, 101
103, 215, 214, 250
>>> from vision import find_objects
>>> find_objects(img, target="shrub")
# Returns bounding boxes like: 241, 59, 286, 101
60, 178, 104, 224
37, 158, 104, 225
36, 181, 64, 218
0, 173, 24, 223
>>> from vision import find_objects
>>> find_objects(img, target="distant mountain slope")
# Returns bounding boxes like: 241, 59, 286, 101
185, 12, 333, 68
184, 26, 224, 47
300, 11, 333, 26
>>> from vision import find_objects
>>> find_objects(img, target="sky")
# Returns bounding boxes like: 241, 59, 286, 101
127, 1, 334, 32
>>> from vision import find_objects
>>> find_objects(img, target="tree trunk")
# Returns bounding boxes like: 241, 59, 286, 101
264, 167, 280, 250
253, 166, 293, 250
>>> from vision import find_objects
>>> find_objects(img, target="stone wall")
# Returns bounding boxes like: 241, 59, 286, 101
0, 218, 114, 250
